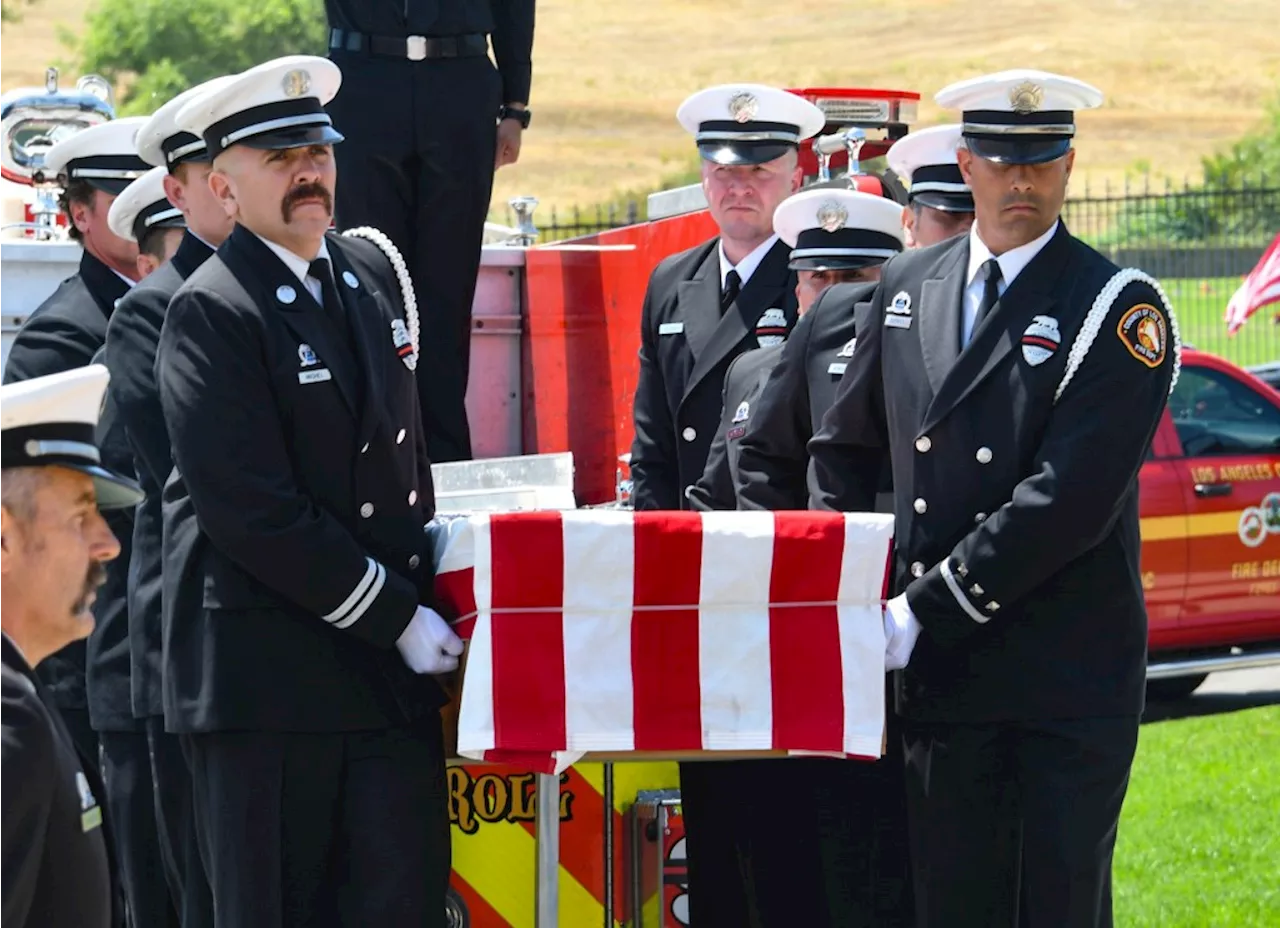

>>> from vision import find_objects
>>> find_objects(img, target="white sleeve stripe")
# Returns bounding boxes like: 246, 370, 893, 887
941, 560, 991, 625
333, 561, 385, 630
323, 557, 377, 623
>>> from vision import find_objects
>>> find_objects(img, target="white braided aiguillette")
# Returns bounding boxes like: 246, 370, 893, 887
341, 226, 420, 371
1054, 268, 1182, 404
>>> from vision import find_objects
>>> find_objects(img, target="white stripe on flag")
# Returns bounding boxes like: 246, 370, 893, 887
456, 514, 495, 760
697, 511, 776, 750
837, 513, 894, 757
562, 510, 636, 751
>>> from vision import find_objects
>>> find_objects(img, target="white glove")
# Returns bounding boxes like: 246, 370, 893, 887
395, 605, 465, 675
883, 594, 923, 671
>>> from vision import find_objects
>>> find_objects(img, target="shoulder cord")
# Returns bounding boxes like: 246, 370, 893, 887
341, 226, 420, 371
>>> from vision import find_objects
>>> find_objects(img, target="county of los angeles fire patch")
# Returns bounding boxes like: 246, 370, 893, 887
1117, 303, 1167, 368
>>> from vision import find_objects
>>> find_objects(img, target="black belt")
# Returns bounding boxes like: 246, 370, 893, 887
328, 28, 488, 61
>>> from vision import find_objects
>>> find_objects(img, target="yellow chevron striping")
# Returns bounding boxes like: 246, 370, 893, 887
452, 818, 604, 928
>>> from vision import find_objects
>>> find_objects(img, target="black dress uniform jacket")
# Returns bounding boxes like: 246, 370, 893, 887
2, 636, 116, 928
630, 237, 798, 510
104, 232, 214, 720
157, 225, 441, 733
3, 251, 131, 725
686, 343, 783, 512
736, 282, 877, 511
809, 224, 1176, 722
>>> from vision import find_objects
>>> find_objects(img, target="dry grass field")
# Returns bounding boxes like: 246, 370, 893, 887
3, 0, 1278, 212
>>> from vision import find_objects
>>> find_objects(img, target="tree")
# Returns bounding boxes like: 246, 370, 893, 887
1202, 89, 1280, 187
70, 0, 327, 116
2, 0, 36, 25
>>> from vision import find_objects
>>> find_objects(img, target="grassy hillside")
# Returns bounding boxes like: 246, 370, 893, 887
3, 0, 1278, 212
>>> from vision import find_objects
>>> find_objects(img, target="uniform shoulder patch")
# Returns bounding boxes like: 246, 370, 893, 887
1116, 303, 1168, 368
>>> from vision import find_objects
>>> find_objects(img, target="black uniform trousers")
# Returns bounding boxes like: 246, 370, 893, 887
902, 717, 1138, 928
147, 718, 212, 928
98, 731, 179, 928
328, 51, 502, 463
186, 714, 450, 928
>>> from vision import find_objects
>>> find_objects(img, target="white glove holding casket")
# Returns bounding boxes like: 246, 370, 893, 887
883, 594, 923, 671
396, 605, 465, 674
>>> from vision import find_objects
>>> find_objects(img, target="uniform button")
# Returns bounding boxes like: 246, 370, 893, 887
682, 427, 697, 442
913, 497, 927, 514
408, 555, 420, 569
408, 490, 418, 506
915, 436, 931, 453
974, 512, 987, 523
396, 429, 406, 445
360, 442, 369, 454
910, 561, 925, 578
976, 447, 993, 464
359, 502, 374, 518
986, 601, 1001, 613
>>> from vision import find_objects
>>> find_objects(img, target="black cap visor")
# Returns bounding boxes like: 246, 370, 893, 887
698, 139, 796, 166
911, 190, 975, 212
965, 135, 1072, 165
239, 124, 345, 152
788, 254, 887, 272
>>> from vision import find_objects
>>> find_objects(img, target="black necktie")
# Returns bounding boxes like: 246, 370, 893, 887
308, 258, 346, 335
972, 258, 1002, 339
721, 269, 742, 315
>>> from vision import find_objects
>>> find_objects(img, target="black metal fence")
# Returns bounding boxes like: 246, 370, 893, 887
509, 176, 1280, 368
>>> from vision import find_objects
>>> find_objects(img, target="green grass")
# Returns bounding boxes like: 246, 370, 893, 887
1114, 706, 1280, 926
1165, 278, 1280, 368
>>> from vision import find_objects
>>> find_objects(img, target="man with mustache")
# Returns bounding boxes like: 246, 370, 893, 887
628, 83, 824, 928
3, 119, 150, 784
809, 70, 1179, 927
103, 75, 236, 928
155, 55, 461, 926
2, 365, 144, 928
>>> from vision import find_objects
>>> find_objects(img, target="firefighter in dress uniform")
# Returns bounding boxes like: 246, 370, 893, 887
689, 187, 904, 514
684, 186, 911, 927
324, 0, 535, 463
2, 120, 149, 782
628, 82, 826, 928
808, 69, 1180, 928
103, 78, 236, 928
2, 365, 144, 928
736, 124, 975, 512
155, 55, 462, 926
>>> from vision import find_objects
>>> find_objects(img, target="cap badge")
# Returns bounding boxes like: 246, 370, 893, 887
1008, 80, 1044, 115
816, 201, 848, 233
282, 69, 312, 98
727, 91, 759, 124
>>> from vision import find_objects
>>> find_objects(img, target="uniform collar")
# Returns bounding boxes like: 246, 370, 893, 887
252, 231, 331, 287
1, 632, 31, 672
966, 218, 1060, 290
719, 233, 780, 289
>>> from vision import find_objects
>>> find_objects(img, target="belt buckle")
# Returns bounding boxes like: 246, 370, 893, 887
407, 35, 427, 60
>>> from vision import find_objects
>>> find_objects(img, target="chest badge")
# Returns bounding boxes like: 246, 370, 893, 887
885, 292, 913, 329
837, 337, 857, 358
732, 400, 750, 423
298, 343, 319, 367
390, 319, 416, 370
1020, 315, 1061, 366
76, 771, 102, 832
755, 307, 788, 347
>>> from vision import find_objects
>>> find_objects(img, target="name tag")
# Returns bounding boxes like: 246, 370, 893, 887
298, 368, 333, 384
828, 362, 848, 376
885, 315, 912, 329
659, 322, 685, 335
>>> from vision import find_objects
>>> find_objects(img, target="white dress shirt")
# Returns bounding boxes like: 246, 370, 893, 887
256, 233, 333, 305
961, 219, 1059, 345
718, 233, 779, 290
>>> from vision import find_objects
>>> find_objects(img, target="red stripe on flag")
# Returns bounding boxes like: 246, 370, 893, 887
768, 513, 846, 752
489, 513, 567, 752
434, 566, 477, 638
631, 511, 703, 750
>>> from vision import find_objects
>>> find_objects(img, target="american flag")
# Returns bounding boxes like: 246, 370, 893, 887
1226, 233, 1280, 334
430, 510, 894, 773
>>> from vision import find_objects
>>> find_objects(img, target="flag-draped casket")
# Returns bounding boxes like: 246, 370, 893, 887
429, 509, 894, 772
